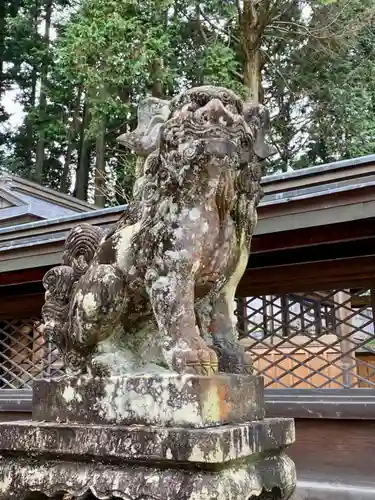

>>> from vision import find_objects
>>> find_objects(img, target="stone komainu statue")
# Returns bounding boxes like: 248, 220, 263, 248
42, 86, 275, 377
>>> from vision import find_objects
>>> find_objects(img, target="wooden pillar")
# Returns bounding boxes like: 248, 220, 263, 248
236, 298, 248, 339
335, 290, 355, 388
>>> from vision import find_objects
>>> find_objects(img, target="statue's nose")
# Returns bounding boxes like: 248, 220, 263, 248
197, 98, 234, 126
116, 132, 130, 146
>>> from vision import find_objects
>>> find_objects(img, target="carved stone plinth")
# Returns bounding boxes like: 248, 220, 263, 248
0, 374, 296, 500
0, 452, 295, 500
32, 373, 265, 427
0, 417, 293, 464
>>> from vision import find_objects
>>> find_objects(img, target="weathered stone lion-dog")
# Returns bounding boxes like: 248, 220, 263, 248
42, 86, 275, 377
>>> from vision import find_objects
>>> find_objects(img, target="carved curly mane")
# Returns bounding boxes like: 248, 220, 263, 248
126, 148, 237, 265
232, 161, 264, 243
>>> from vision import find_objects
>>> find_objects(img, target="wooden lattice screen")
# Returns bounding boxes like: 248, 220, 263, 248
0, 317, 63, 389
236, 288, 375, 389
2, 288, 375, 390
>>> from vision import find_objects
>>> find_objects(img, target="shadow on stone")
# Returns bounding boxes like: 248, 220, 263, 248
24, 494, 64, 500
24, 495, 124, 500
83, 496, 124, 500
249, 488, 283, 500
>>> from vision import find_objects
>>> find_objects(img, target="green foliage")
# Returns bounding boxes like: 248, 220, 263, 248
200, 43, 246, 96
2, 0, 375, 197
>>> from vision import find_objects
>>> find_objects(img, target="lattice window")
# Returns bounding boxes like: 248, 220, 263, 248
236, 289, 375, 389
0, 317, 63, 389
3, 289, 375, 390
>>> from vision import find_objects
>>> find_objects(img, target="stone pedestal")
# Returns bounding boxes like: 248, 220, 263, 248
0, 374, 296, 499
32, 373, 265, 427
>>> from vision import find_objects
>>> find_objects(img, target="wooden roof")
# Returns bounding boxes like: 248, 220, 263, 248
2, 153, 375, 293
0, 174, 96, 229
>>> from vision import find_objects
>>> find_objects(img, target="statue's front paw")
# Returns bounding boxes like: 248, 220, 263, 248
214, 342, 253, 375
64, 351, 89, 376
173, 346, 218, 375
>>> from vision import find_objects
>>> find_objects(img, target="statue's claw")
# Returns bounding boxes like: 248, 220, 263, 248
173, 347, 218, 376
213, 342, 253, 375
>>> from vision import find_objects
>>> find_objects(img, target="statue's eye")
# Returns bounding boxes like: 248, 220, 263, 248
227, 104, 238, 114
219, 91, 230, 103
240, 137, 251, 149
236, 102, 243, 114
196, 93, 210, 107
188, 102, 199, 112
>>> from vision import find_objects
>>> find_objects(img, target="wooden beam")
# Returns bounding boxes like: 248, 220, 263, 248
0, 267, 50, 287
0, 293, 44, 318
261, 155, 375, 194
257, 197, 375, 236
0, 249, 63, 273
238, 255, 375, 296
249, 236, 375, 269
252, 217, 375, 254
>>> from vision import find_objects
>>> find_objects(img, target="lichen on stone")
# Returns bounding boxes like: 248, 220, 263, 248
41, 86, 275, 379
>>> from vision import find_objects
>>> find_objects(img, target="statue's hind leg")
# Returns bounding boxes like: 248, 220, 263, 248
66, 263, 127, 374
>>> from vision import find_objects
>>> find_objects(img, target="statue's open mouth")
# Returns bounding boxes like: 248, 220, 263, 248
199, 137, 241, 159
165, 117, 252, 157
176, 136, 245, 163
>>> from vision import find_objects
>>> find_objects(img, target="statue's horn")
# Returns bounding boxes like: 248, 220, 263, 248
117, 97, 170, 156
244, 103, 276, 160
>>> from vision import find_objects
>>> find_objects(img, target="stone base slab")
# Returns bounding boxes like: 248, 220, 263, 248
0, 418, 294, 465
0, 454, 296, 500
32, 373, 264, 427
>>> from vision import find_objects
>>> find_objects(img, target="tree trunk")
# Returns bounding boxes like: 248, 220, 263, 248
238, 0, 268, 104
244, 46, 262, 104
23, 2, 39, 172
150, 6, 167, 99
151, 59, 163, 98
114, 86, 131, 204
94, 120, 106, 207
60, 88, 82, 193
23, 67, 38, 170
0, 2, 6, 106
75, 98, 91, 201
34, 0, 53, 183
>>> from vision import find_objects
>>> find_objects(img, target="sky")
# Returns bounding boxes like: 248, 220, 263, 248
2, 16, 57, 133
3, 87, 24, 130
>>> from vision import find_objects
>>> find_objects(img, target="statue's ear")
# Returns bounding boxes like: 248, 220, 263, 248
117, 97, 170, 156
243, 103, 276, 160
